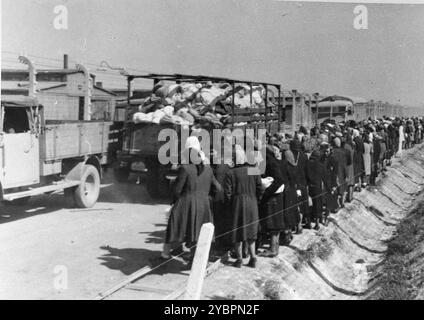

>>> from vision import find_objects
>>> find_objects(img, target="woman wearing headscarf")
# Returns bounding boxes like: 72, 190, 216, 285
162, 136, 221, 261
289, 139, 309, 231
331, 137, 348, 208
258, 144, 286, 258
224, 146, 262, 268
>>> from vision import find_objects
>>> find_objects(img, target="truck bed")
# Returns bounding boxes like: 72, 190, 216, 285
40, 120, 111, 161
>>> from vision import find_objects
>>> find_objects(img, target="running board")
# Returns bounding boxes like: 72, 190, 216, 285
3, 181, 80, 201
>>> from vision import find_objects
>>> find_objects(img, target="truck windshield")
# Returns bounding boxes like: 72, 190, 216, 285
3, 107, 30, 134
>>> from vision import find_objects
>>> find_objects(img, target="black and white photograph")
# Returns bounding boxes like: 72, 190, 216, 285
1, 0, 424, 304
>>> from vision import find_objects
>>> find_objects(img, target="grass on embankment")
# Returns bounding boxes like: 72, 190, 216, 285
369, 206, 424, 300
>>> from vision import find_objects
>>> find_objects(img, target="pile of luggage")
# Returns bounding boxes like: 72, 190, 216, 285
132, 81, 273, 128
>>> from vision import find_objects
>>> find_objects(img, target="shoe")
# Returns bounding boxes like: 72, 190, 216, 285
314, 223, 320, 231
232, 259, 243, 268
247, 257, 257, 268
296, 226, 303, 234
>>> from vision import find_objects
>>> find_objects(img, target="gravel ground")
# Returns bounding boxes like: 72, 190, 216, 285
0, 172, 171, 299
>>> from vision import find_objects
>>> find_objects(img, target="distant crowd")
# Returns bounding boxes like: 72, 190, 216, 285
160, 116, 424, 269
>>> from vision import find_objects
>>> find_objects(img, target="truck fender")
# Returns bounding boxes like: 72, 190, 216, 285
65, 156, 102, 182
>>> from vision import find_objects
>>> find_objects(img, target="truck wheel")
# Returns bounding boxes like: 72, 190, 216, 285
114, 167, 130, 183
74, 165, 101, 208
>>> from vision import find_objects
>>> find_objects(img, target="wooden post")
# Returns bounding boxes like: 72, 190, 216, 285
184, 223, 215, 300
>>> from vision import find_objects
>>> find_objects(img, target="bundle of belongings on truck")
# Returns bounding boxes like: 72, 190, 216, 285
132, 81, 275, 129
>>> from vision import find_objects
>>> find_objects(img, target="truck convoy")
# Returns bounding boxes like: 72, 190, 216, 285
0, 57, 111, 208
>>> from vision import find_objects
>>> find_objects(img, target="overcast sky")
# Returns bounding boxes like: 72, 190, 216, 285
1, 0, 424, 107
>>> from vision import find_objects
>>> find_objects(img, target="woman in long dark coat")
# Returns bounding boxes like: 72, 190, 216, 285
258, 146, 285, 258
163, 142, 221, 260
331, 137, 348, 208
277, 149, 296, 243
224, 147, 262, 268
289, 139, 309, 231
211, 153, 231, 250
320, 143, 338, 218
306, 150, 330, 230
284, 149, 303, 233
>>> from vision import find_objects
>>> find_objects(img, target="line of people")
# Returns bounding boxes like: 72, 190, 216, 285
160, 116, 423, 269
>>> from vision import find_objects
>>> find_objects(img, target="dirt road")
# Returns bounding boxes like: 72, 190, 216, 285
0, 172, 171, 299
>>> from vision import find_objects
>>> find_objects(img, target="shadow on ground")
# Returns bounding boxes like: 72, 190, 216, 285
0, 193, 65, 224
138, 224, 167, 244
98, 245, 189, 276
98, 171, 172, 205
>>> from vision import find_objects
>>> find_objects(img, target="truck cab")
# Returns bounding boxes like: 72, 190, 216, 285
0, 98, 41, 191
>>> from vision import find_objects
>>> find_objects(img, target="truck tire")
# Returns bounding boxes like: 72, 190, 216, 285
114, 167, 130, 183
74, 165, 101, 208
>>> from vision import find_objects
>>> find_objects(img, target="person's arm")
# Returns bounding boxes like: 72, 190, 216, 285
262, 160, 283, 200
255, 175, 263, 202
210, 169, 223, 198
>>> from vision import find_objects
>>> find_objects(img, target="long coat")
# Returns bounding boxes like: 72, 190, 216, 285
280, 159, 300, 229
259, 150, 286, 231
211, 164, 231, 245
306, 151, 330, 220
363, 142, 372, 175
344, 143, 355, 186
322, 152, 339, 212
290, 150, 309, 217
166, 164, 220, 244
224, 164, 262, 242
373, 138, 381, 173
353, 136, 365, 183
332, 146, 349, 194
